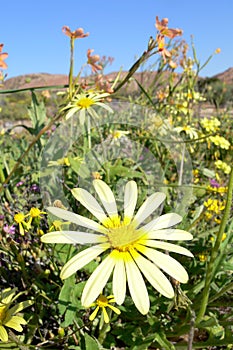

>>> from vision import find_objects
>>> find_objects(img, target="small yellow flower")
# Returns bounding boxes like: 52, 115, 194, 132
92, 172, 102, 180
61, 90, 113, 125
0, 288, 33, 342
89, 294, 121, 323
209, 135, 230, 150
110, 130, 130, 140
201, 117, 221, 133
29, 208, 46, 219
14, 213, 28, 235
199, 254, 207, 262
215, 160, 231, 175
210, 233, 226, 242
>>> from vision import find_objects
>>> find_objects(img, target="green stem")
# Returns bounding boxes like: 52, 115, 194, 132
68, 37, 75, 99
196, 167, 233, 324
87, 114, 91, 150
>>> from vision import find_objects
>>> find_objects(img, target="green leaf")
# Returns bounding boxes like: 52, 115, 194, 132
153, 331, 176, 350
27, 91, 46, 132
58, 275, 76, 315
202, 168, 215, 178
84, 333, 101, 350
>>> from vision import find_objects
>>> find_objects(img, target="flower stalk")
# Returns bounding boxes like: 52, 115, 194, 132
196, 166, 233, 324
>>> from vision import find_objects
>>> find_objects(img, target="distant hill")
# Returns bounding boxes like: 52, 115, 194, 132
2, 67, 232, 92
2, 73, 68, 91
213, 67, 233, 85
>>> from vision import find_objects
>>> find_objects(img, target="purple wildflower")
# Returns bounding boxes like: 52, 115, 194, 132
16, 180, 24, 187
30, 184, 40, 192
209, 179, 220, 188
3, 224, 16, 234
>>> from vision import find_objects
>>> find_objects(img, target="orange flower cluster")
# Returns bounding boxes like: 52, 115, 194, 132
87, 49, 102, 73
0, 43, 8, 69
155, 16, 183, 66
62, 26, 89, 39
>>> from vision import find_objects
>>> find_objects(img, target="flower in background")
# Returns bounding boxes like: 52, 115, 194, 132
0, 44, 8, 69
209, 135, 230, 150
155, 17, 182, 64
29, 207, 46, 219
95, 74, 114, 94
175, 125, 198, 140
209, 178, 221, 188
155, 16, 183, 38
62, 26, 89, 39
61, 90, 113, 125
41, 180, 193, 315
156, 34, 171, 62
30, 184, 40, 193
3, 224, 16, 235
88, 294, 121, 323
16, 180, 24, 187
0, 287, 33, 342
110, 130, 130, 140
87, 49, 102, 73
14, 213, 29, 235
200, 117, 221, 133
214, 160, 231, 175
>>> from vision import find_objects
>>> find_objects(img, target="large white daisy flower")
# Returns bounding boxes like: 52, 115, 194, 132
41, 180, 193, 315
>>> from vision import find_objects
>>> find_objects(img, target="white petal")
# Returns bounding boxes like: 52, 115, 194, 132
137, 245, 189, 283
95, 102, 114, 113
141, 213, 182, 232
93, 180, 118, 218
112, 251, 126, 305
124, 181, 137, 221
60, 243, 109, 279
124, 252, 150, 315
71, 188, 108, 223
81, 253, 116, 307
132, 192, 166, 227
65, 107, 79, 120
145, 229, 193, 241
41, 231, 107, 244
139, 240, 193, 257
47, 207, 107, 234
130, 249, 174, 298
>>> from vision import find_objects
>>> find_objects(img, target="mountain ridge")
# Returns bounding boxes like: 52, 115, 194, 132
2, 67, 233, 91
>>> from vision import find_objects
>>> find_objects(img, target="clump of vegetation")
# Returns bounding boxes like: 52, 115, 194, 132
0, 17, 232, 350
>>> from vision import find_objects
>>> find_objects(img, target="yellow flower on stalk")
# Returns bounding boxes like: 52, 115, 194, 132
29, 207, 46, 219
14, 213, 29, 235
41, 180, 193, 315
89, 294, 121, 323
61, 90, 113, 125
27, 207, 46, 226
0, 288, 33, 342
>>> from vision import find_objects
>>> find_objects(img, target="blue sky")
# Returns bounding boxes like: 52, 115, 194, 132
1, 0, 233, 79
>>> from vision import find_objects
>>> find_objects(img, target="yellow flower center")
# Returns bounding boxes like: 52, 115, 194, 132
14, 213, 25, 223
103, 216, 144, 251
96, 295, 109, 307
76, 97, 94, 109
